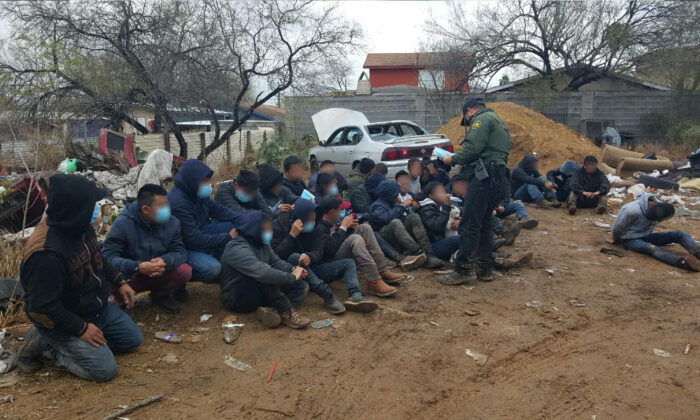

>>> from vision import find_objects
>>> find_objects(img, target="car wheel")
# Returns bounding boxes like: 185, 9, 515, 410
309, 156, 319, 172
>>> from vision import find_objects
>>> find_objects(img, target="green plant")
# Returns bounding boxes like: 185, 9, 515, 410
256, 133, 316, 167
134, 146, 149, 163
679, 124, 700, 146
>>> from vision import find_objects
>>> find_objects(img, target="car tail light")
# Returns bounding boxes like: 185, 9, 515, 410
435, 143, 454, 153
381, 147, 399, 160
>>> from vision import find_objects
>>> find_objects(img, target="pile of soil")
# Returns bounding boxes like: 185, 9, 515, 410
436, 102, 601, 170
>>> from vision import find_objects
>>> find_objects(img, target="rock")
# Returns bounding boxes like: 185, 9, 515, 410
160, 353, 179, 364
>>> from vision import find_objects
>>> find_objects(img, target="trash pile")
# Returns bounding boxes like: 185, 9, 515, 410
436, 102, 600, 170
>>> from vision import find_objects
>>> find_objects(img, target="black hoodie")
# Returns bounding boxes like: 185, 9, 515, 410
258, 165, 298, 217
20, 175, 125, 337
510, 155, 546, 195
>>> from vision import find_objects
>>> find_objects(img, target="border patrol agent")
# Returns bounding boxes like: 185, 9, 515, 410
440, 98, 510, 284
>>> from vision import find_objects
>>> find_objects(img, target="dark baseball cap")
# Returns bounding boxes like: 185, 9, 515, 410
318, 195, 351, 213
461, 98, 486, 126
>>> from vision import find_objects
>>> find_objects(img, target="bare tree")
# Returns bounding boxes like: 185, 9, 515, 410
427, 0, 682, 90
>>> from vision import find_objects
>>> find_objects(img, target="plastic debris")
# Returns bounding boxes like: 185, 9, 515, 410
540, 231, 549, 235
224, 355, 251, 372
594, 221, 611, 228
667, 270, 681, 276
223, 323, 244, 344
429, 321, 440, 327
684, 344, 690, 355
266, 361, 278, 383
623, 268, 636, 273
199, 314, 212, 324
525, 301, 543, 308
0, 395, 14, 403
154, 331, 182, 344
159, 353, 178, 364
465, 349, 488, 366
608, 198, 623, 204
576, 248, 592, 252
310, 319, 334, 329
653, 348, 671, 358
569, 299, 586, 307
57, 158, 77, 173
545, 269, 555, 275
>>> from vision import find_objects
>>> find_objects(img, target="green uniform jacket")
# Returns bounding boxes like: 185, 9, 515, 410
452, 107, 510, 179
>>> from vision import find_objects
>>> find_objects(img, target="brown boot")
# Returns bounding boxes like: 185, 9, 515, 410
536, 200, 554, 209
279, 308, 310, 329
596, 205, 607, 214
255, 307, 281, 328
680, 255, 700, 272
380, 270, 404, 285
367, 279, 397, 297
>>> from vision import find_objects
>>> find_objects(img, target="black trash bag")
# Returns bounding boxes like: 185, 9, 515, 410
638, 175, 679, 191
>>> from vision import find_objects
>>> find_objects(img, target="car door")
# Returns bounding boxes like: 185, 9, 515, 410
318, 127, 345, 167
334, 127, 363, 174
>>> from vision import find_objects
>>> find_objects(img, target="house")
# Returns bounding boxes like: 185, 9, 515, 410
363, 53, 470, 92
485, 71, 673, 93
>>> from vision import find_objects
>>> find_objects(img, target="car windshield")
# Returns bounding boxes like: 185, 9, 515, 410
367, 122, 426, 141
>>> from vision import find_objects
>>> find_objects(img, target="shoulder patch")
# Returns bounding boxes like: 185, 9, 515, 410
471, 120, 482, 129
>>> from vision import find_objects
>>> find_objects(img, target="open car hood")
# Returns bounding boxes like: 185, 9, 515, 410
312, 108, 370, 143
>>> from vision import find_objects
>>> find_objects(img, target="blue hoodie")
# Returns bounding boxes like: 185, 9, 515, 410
369, 180, 407, 231
365, 172, 385, 201
611, 192, 660, 242
102, 202, 187, 275
168, 159, 244, 251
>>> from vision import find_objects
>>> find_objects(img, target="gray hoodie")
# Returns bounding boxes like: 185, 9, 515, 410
611, 192, 659, 242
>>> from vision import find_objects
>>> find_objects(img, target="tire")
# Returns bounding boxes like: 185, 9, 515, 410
309, 156, 319, 172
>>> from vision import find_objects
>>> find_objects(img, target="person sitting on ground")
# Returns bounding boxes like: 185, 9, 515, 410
369, 180, 445, 268
395, 170, 417, 206
214, 169, 267, 214
281, 156, 308, 197
494, 169, 538, 229
611, 193, 700, 271
345, 157, 375, 213
258, 164, 298, 219
417, 182, 461, 261
102, 184, 192, 313
308, 160, 348, 194
17, 175, 141, 382
426, 159, 451, 186
511, 154, 560, 208
168, 159, 243, 283
313, 172, 339, 201
567, 155, 610, 215
219, 210, 311, 329
373, 162, 388, 176
407, 157, 424, 195
547, 160, 581, 202
365, 170, 386, 202
270, 198, 356, 313
317, 196, 410, 298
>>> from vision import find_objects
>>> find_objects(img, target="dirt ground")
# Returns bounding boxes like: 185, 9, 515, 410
2, 205, 699, 419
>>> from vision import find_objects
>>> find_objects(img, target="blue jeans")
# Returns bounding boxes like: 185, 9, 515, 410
432, 236, 461, 260
623, 231, 700, 267
37, 302, 142, 382
310, 259, 361, 299
187, 221, 234, 282
498, 201, 528, 220
513, 184, 555, 203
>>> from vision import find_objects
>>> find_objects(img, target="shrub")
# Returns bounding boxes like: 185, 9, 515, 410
256, 133, 316, 168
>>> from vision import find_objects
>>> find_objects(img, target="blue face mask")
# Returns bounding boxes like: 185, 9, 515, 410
235, 190, 252, 203
91, 203, 100, 223
302, 221, 315, 233
261, 231, 273, 245
329, 185, 339, 196
197, 183, 213, 199
154, 205, 171, 224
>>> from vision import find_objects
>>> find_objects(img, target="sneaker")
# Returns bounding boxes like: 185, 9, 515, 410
344, 292, 379, 313
424, 254, 445, 269
324, 297, 346, 315
150, 294, 180, 314
399, 253, 427, 270
680, 255, 700, 272
519, 218, 539, 229
596, 205, 607, 214
475, 259, 494, 282
279, 308, 310, 329
173, 286, 189, 303
367, 279, 398, 297
17, 326, 45, 374
255, 307, 282, 328
568, 206, 577, 215
438, 263, 476, 285
536, 200, 554, 209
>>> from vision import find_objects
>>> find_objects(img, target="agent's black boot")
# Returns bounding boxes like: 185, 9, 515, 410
475, 259, 494, 282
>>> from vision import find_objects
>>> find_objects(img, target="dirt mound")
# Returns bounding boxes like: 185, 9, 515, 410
436, 102, 600, 170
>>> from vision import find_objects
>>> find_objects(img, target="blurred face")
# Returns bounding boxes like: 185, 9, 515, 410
141, 195, 168, 223
285, 163, 304, 182
421, 167, 430, 182
261, 220, 273, 235
584, 161, 598, 174
324, 179, 338, 195
428, 162, 439, 176
451, 180, 468, 198
429, 184, 447, 203
325, 207, 341, 221
320, 164, 335, 174
270, 183, 282, 196
235, 183, 257, 197
408, 161, 422, 178
396, 175, 410, 194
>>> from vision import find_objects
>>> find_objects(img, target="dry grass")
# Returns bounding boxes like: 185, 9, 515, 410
629, 142, 692, 161
0, 241, 26, 328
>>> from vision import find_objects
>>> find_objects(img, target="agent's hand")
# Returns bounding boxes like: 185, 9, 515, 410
290, 219, 304, 237
279, 203, 293, 213
118, 283, 136, 309
298, 253, 311, 266
80, 323, 106, 348
442, 155, 452, 166
497, 206, 506, 214
292, 266, 306, 280
341, 215, 354, 229
229, 228, 238, 238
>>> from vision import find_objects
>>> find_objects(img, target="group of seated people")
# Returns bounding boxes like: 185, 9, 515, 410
17, 152, 699, 382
